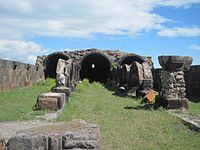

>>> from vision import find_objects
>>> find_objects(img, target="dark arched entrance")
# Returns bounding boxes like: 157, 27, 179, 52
45, 52, 69, 78
80, 52, 111, 83
119, 54, 145, 65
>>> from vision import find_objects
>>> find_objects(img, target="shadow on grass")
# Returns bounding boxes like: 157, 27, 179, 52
188, 97, 200, 103
112, 90, 135, 98
124, 103, 159, 111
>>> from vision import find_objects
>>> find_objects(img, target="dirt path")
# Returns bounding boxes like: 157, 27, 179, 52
0, 112, 58, 141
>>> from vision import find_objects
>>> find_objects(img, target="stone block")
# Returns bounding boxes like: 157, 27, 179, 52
182, 98, 188, 110
7, 134, 48, 150
69, 85, 75, 92
167, 99, 182, 109
52, 86, 71, 99
6, 120, 100, 150
0, 139, 6, 150
158, 56, 192, 71
36, 92, 65, 111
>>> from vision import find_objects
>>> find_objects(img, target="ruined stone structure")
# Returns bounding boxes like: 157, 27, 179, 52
158, 56, 193, 109
0, 59, 44, 91
185, 65, 200, 100
41, 49, 153, 88
34, 49, 154, 110
1, 49, 199, 108
0, 49, 199, 149
3, 120, 101, 150
154, 65, 200, 102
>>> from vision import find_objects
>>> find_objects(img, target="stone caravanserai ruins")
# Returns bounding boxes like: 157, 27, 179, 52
0, 49, 200, 149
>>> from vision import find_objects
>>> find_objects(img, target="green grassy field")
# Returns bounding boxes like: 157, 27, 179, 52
188, 101, 200, 116
58, 80, 200, 150
0, 79, 199, 149
0, 78, 55, 121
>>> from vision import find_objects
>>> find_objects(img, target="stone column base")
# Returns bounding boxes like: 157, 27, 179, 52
166, 98, 188, 110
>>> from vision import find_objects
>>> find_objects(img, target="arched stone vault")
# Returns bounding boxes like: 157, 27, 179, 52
80, 52, 111, 83
44, 52, 69, 78
119, 54, 145, 65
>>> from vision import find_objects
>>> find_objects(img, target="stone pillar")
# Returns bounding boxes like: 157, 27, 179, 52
158, 56, 193, 109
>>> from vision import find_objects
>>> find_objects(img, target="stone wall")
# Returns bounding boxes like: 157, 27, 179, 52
5, 120, 101, 150
0, 59, 44, 92
153, 65, 200, 100
185, 65, 200, 99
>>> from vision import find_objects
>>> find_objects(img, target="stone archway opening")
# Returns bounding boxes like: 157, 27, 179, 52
45, 53, 69, 78
119, 54, 145, 65
80, 53, 111, 83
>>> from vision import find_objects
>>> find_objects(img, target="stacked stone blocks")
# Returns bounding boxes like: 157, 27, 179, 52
158, 56, 193, 109
7, 120, 101, 150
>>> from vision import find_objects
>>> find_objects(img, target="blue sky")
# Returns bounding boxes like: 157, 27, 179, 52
0, 0, 200, 68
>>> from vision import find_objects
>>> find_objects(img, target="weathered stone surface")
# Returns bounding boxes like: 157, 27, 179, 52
183, 56, 193, 71
55, 58, 80, 88
184, 65, 200, 100
158, 56, 185, 71
128, 61, 144, 87
142, 62, 153, 88
158, 56, 193, 71
160, 71, 186, 98
167, 99, 183, 109
158, 55, 192, 109
160, 71, 188, 109
0, 139, 6, 150
56, 59, 67, 86
168, 110, 200, 131
36, 93, 65, 111
8, 134, 48, 150
120, 64, 130, 86
6, 120, 100, 150
52, 86, 71, 99
0, 59, 44, 92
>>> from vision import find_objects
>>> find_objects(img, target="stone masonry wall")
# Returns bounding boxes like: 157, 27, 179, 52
185, 65, 200, 99
153, 65, 200, 100
6, 120, 101, 150
0, 59, 44, 92
160, 71, 186, 100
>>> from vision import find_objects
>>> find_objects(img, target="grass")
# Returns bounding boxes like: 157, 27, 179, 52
188, 101, 200, 116
58, 79, 200, 150
0, 78, 199, 149
0, 78, 55, 121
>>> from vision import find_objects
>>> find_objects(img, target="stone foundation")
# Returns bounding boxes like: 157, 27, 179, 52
6, 120, 100, 150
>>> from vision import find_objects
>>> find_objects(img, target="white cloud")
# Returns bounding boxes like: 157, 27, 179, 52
0, 0, 200, 64
157, 27, 200, 37
0, 39, 46, 64
190, 44, 200, 51
160, 0, 200, 8
0, 0, 199, 39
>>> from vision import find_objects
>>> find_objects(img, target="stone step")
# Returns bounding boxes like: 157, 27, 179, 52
52, 86, 71, 99
36, 92, 65, 111
168, 110, 200, 132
